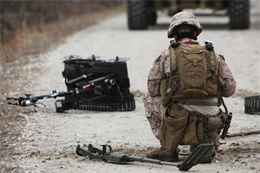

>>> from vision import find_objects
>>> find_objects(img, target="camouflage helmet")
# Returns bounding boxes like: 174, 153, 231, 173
168, 11, 203, 38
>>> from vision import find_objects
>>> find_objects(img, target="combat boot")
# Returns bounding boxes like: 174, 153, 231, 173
146, 147, 179, 162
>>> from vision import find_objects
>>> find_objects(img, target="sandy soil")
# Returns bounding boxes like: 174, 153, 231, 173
1, 0, 260, 172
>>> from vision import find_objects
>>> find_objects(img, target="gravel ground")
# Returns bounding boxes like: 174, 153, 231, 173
1, 1, 260, 172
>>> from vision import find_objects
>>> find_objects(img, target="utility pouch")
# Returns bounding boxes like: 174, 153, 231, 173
160, 78, 170, 106
160, 75, 178, 106
180, 113, 204, 146
207, 110, 227, 130
179, 50, 208, 97
207, 116, 222, 129
159, 103, 189, 152
206, 75, 218, 96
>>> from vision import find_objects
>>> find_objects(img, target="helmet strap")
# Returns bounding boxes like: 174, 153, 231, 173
176, 32, 197, 41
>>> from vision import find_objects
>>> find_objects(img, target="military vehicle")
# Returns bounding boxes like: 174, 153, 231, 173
127, 0, 250, 30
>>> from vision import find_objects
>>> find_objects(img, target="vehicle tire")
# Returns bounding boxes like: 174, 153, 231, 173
127, 1, 148, 30
167, 10, 181, 17
148, 11, 157, 25
229, 0, 250, 29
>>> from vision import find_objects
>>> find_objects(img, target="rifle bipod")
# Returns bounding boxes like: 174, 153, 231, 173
76, 143, 213, 171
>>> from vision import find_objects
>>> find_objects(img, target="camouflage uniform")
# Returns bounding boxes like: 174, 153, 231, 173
143, 38, 236, 156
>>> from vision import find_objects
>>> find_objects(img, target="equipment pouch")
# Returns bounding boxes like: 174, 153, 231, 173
206, 75, 218, 96
160, 78, 170, 106
179, 50, 208, 97
180, 113, 204, 146
160, 75, 177, 106
207, 116, 222, 129
159, 103, 189, 152
182, 120, 201, 146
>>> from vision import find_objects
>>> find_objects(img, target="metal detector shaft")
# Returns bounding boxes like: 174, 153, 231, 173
125, 156, 178, 166
125, 143, 213, 170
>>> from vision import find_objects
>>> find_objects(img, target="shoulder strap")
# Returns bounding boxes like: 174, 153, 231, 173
169, 40, 179, 74
205, 42, 217, 75
169, 47, 177, 74
209, 48, 217, 75
205, 41, 227, 110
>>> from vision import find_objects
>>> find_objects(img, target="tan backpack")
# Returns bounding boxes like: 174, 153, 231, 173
160, 41, 218, 106
159, 41, 230, 151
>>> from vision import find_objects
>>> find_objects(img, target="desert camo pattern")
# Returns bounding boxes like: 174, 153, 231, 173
168, 11, 203, 38
143, 39, 236, 155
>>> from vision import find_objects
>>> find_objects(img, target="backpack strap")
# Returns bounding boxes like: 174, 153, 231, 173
169, 40, 179, 74
205, 41, 217, 75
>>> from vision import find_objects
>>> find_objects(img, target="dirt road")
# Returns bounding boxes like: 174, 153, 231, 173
1, 0, 260, 172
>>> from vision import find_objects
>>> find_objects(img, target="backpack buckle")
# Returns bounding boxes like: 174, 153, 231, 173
170, 40, 180, 48
205, 40, 214, 50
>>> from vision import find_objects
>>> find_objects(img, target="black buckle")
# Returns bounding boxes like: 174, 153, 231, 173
170, 40, 179, 48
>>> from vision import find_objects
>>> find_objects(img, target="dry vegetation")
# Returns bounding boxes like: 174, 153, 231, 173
0, 1, 125, 64
0, 1, 125, 171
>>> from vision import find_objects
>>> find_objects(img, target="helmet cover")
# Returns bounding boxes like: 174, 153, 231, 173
168, 11, 203, 38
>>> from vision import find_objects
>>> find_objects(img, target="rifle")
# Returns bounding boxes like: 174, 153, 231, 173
76, 144, 213, 171
7, 73, 125, 113
221, 112, 232, 139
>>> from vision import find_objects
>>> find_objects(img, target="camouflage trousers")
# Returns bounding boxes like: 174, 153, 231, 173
143, 92, 166, 140
142, 92, 221, 157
